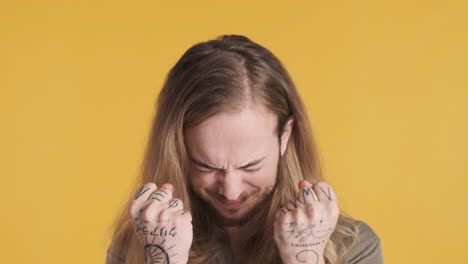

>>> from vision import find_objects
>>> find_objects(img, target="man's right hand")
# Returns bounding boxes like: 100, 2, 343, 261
128, 182, 193, 264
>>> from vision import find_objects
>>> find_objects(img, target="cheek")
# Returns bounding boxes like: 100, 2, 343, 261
246, 164, 277, 188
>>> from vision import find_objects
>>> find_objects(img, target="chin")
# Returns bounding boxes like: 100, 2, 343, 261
214, 203, 260, 227
203, 188, 274, 227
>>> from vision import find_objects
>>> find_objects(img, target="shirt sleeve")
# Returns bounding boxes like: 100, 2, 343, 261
346, 220, 384, 264
105, 246, 126, 264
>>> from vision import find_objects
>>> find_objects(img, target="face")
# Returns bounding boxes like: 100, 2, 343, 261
184, 103, 293, 226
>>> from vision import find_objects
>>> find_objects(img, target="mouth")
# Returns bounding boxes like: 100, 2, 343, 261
218, 199, 246, 209
209, 193, 249, 210
205, 188, 259, 211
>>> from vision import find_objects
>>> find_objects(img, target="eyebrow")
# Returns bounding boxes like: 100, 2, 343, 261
190, 156, 266, 170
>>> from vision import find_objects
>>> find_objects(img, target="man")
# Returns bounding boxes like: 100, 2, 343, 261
106, 34, 383, 264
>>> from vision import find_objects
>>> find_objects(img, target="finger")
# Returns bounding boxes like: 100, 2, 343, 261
286, 199, 299, 210
277, 206, 290, 216
296, 186, 319, 205
165, 198, 183, 210
128, 182, 157, 218
304, 202, 323, 222
142, 187, 174, 219
157, 208, 179, 222
148, 185, 173, 204
156, 202, 186, 222
274, 211, 292, 243
145, 199, 184, 222
160, 183, 174, 192
313, 182, 337, 202
298, 179, 313, 189
175, 209, 193, 223
274, 208, 292, 229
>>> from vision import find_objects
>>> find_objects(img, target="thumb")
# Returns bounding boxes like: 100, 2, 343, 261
161, 183, 174, 192
298, 180, 313, 189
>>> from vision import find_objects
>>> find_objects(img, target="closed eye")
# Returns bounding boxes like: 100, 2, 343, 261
196, 167, 261, 173
196, 168, 216, 173
243, 167, 261, 172
190, 156, 265, 173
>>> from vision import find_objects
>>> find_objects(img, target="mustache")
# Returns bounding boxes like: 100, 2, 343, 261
206, 188, 260, 203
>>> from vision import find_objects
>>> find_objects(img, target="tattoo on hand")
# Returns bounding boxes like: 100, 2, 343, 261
319, 186, 332, 201
302, 188, 317, 202
145, 244, 170, 264
168, 200, 179, 208
296, 249, 319, 264
134, 218, 180, 264
135, 187, 151, 200
285, 222, 332, 244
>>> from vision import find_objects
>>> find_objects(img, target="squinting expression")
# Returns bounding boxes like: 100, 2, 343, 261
184, 102, 292, 225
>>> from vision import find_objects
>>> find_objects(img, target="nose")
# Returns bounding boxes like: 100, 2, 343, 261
220, 170, 242, 201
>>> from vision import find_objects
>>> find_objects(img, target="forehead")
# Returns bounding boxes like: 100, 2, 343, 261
184, 104, 278, 167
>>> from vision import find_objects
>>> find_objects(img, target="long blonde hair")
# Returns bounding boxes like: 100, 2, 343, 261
106, 34, 360, 264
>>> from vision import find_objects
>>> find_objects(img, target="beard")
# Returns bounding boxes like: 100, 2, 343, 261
214, 186, 274, 227
190, 178, 279, 228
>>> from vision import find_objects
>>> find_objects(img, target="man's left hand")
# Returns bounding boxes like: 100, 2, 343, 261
273, 181, 339, 264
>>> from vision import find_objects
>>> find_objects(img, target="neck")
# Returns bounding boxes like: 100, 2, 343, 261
225, 224, 249, 243
223, 212, 261, 263
225, 224, 250, 263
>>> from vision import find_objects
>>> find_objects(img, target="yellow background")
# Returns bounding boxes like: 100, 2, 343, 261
1, 0, 467, 263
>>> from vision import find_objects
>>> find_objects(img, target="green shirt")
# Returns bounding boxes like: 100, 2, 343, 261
345, 221, 383, 264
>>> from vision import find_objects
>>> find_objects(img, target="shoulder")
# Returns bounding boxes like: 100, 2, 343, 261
105, 245, 126, 264
346, 220, 383, 264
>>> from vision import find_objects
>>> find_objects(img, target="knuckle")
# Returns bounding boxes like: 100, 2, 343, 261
127, 205, 135, 218
144, 200, 157, 211
305, 204, 316, 214
274, 214, 285, 225
274, 210, 283, 220
167, 199, 182, 209
128, 202, 143, 218
326, 201, 338, 209
329, 205, 340, 217
182, 211, 193, 221
173, 214, 183, 223
158, 208, 173, 221
174, 198, 183, 207
140, 209, 152, 220
291, 208, 301, 218
129, 198, 139, 207
174, 213, 189, 224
